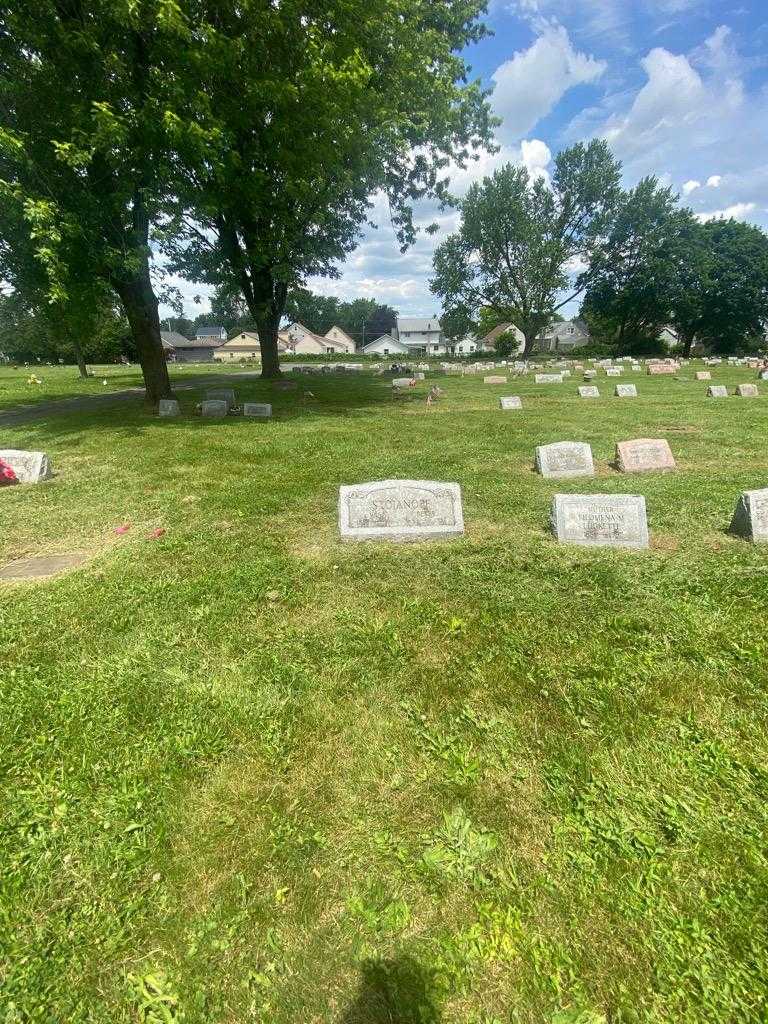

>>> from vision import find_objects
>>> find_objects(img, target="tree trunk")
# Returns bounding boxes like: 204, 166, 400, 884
113, 269, 173, 405
73, 339, 88, 379
680, 331, 695, 358
523, 329, 538, 357
255, 313, 282, 379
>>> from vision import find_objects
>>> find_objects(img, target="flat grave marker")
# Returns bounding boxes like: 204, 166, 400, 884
578, 386, 600, 398
551, 493, 649, 549
535, 373, 563, 384
484, 375, 507, 384
499, 396, 523, 410
338, 480, 464, 542
201, 400, 228, 418
243, 403, 272, 418
615, 438, 675, 473
205, 388, 236, 408
535, 441, 595, 479
615, 384, 638, 398
158, 399, 180, 417
736, 384, 759, 398
707, 385, 728, 398
696, 371, 712, 381
0, 449, 52, 484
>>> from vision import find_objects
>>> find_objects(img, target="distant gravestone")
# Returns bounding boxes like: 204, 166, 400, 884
647, 363, 676, 375
615, 438, 675, 473
631, 364, 642, 372
730, 488, 768, 543
535, 441, 595, 479
205, 388, 236, 408
707, 385, 728, 398
0, 449, 52, 483
201, 400, 228, 418
392, 377, 414, 388
615, 384, 638, 398
338, 480, 464, 542
243, 402, 272, 418
535, 373, 563, 384
499, 396, 522, 410
551, 493, 649, 549
760, 370, 768, 380
606, 367, 622, 377
158, 399, 180, 417
696, 371, 711, 381
578, 386, 600, 398
583, 370, 597, 379
483, 375, 507, 384
414, 372, 426, 380
0, 552, 88, 579
736, 384, 759, 398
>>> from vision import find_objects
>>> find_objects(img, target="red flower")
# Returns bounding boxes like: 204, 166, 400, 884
0, 459, 18, 486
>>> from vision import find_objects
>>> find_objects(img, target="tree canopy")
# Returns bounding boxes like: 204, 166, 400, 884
431, 139, 623, 355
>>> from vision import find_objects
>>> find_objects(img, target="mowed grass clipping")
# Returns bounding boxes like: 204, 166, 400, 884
1, 363, 767, 1023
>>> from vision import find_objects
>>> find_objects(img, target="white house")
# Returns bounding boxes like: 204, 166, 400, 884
324, 325, 356, 353
287, 321, 351, 355
213, 331, 261, 361
394, 316, 444, 354
537, 319, 590, 352
480, 323, 525, 355
362, 334, 410, 357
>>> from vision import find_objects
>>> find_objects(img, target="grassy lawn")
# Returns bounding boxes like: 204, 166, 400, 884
1, 363, 767, 1022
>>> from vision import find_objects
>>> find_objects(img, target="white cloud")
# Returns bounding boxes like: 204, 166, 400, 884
706, 174, 722, 187
682, 179, 700, 194
695, 202, 756, 223
491, 25, 606, 140
521, 139, 552, 180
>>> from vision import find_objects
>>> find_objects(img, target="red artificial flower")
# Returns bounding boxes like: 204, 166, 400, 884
148, 527, 166, 540
0, 459, 18, 486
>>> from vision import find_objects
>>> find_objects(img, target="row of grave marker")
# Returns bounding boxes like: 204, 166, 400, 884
338, 479, 768, 547
159, 389, 272, 419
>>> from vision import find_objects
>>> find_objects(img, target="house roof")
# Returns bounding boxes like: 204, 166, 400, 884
397, 317, 441, 333
196, 324, 225, 338
160, 330, 189, 350
481, 323, 519, 345
218, 333, 261, 351
324, 325, 355, 345
363, 334, 409, 353
172, 335, 226, 349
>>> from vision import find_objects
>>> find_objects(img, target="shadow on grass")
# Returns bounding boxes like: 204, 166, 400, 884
340, 957, 442, 1024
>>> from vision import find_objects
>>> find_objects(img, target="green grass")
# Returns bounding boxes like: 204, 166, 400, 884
1, 362, 767, 1023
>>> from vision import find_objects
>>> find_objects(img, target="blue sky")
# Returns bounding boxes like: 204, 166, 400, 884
171, 0, 768, 321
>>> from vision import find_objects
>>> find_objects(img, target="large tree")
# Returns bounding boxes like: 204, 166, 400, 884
431, 140, 623, 356
670, 218, 768, 356
0, 0, 191, 403
163, 0, 494, 377
580, 177, 694, 348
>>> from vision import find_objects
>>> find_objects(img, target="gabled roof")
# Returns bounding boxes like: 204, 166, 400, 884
196, 324, 225, 338
324, 325, 355, 345
160, 330, 189, 350
397, 316, 441, 333
218, 332, 261, 351
167, 334, 226, 349
363, 334, 409, 353
481, 323, 521, 345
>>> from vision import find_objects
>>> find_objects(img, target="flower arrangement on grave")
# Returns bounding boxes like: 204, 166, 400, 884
0, 459, 19, 486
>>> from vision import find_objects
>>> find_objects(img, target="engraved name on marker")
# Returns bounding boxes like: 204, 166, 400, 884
551, 493, 649, 549
339, 480, 464, 542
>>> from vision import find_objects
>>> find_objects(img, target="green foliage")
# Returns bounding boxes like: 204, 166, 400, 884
431, 140, 623, 355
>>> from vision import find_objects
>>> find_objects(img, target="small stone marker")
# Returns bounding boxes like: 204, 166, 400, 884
0, 552, 89, 580
392, 377, 414, 388
414, 372, 426, 380
647, 363, 676, 375
730, 488, 768, 543
606, 368, 622, 377
0, 449, 52, 484
535, 441, 595, 479
205, 388, 236, 408
535, 373, 563, 384
707, 385, 728, 398
578, 386, 600, 398
736, 384, 759, 398
760, 370, 768, 380
243, 402, 272, 418
615, 384, 638, 398
631, 364, 641, 372
696, 371, 712, 381
483, 375, 507, 384
499, 396, 522, 410
158, 399, 180, 417
201, 400, 228, 418
338, 480, 464, 542
615, 438, 675, 473
583, 370, 597, 379
551, 493, 649, 549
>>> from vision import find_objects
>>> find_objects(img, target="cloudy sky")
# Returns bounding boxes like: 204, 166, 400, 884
170, 0, 768, 321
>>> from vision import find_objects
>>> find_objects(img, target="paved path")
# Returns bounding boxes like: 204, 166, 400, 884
0, 373, 261, 427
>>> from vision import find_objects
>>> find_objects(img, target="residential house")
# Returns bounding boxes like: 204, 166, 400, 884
393, 316, 444, 355
287, 321, 352, 355
536, 319, 590, 352
195, 324, 227, 340
213, 331, 261, 362
324, 325, 356, 353
480, 323, 525, 355
362, 333, 411, 357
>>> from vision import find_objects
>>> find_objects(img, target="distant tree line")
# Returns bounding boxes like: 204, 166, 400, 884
432, 140, 768, 357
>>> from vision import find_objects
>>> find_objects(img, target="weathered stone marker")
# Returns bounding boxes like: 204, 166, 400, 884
0, 449, 52, 483
243, 402, 272, 418
647, 363, 676, 375
696, 371, 712, 381
535, 373, 563, 384
535, 441, 595, 479
606, 367, 622, 377
583, 370, 597, 379
205, 388, 236, 408
736, 384, 759, 398
578, 386, 600, 398
499, 396, 522, 410
615, 438, 675, 473
158, 399, 180, 417
551, 493, 649, 549
338, 480, 464, 542
730, 487, 768, 543
201, 400, 228, 418
707, 385, 728, 398
615, 384, 638, 398
483, 375, 507, 384
392, 377, 414, 388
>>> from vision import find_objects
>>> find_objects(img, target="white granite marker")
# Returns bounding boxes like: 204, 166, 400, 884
578, 386, 600, 398
338, 480, 464, 542
392, 377, 414, 388
535, 373, 563, 384
551, 493, 649, 549
243, 403, 272, 418
707, 385, 728, 398
696, 371, 712, 381
201, 400, 228, 418
615, 384, 638, 398
499, 396, 522, 410
730, 488, 768, 543
0, 449, 52, 483
606, 367, 622, 377
205, 388, 236, 408
484, 375, 507, 384
736, 384, 759, 398
158, 399, 180, 417
615, 438, 675, 473
535, 442, 595, 479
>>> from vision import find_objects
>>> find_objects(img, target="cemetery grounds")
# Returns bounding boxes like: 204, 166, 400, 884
1, 361, 767, 1022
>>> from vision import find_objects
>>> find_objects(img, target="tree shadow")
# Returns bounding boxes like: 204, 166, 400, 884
339, 956, 442, 1024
